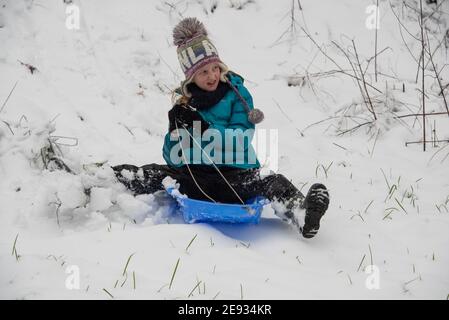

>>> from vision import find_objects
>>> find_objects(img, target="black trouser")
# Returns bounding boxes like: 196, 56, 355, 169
113, 164, 305, 208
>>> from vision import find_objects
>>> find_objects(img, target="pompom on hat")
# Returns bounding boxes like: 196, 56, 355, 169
173, 17, 229, 96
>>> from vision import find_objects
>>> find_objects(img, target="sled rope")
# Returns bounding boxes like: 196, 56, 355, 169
174, 120, 245, 205
174, 120, 217, 203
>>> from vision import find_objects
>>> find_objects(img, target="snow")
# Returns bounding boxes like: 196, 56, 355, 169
162, 176, 179, 191
1, 0, 448, 299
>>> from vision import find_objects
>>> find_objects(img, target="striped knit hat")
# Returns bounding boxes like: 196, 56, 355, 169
173, 18, 228, 95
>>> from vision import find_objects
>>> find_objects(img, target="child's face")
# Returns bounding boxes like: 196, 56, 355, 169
193, 62, 221, 92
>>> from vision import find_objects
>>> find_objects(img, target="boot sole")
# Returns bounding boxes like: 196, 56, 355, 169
301, 184, 329, 238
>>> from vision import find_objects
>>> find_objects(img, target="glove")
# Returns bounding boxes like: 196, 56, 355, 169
168, 104, 209, 134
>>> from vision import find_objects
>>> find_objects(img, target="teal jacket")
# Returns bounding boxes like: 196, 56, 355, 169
162, 72, 261, 169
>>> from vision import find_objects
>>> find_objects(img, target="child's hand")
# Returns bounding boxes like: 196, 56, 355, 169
168, 104, 209, 134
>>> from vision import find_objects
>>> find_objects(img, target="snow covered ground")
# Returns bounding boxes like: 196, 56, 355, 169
0, 0, 448, 299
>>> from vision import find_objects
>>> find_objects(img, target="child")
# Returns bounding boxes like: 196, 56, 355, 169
113, 18, 329, 238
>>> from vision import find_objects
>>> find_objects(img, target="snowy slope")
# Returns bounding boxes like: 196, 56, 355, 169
0, 0, 448, 299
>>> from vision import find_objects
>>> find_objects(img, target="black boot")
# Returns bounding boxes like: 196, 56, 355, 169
300, 183, 329, 238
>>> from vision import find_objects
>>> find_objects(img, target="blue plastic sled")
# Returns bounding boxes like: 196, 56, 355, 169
165, 187, 268, 224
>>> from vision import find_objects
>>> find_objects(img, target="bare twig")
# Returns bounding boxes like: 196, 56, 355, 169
364, 47, 392, 76
17, 60, 38, 74
419, 0, 426, 151
48, 193, 62, 227
333, 142, 347, 151
357, 254, 366, 272
157, 50, 181, 83
1, 120, 14, 135
405, 139, 449, 146
375, 0, 379, 82
50, 135, 79, 147
273, 99, 304, 137
301, 27, 382, 94
370, 128, 380, 157
440, 83, 449, 96
0, 81, 18, 114
118, 122, 134, 137
389, 1, 422, 83
302, 113, 369, 133
423, 0, 448, 24
270, 0, 302, 47
389, 1, 420, 41
428, 143, 449, 165
331, 40, 377, 121
424, 31, 449, 116
352, 40, 377, 120
169, 258, 180, 290
394, 112, 448, 119
337, 121, 374, 136
424, 33, 447, 71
